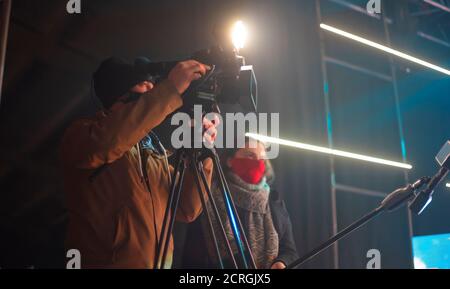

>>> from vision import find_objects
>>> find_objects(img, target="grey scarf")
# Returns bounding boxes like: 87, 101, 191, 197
204, 172, 279, 269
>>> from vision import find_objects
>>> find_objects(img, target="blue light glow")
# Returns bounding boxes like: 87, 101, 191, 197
412, 233, 450, 269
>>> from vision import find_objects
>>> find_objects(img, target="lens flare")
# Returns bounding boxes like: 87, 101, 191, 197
232, 20, 248, 50
246, 133, 412, 170
320, 23, 450, 76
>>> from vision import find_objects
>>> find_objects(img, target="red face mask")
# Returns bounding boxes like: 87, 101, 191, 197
229, 158, 266, 185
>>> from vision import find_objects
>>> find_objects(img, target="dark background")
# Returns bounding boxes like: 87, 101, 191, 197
0, 0, 449, 268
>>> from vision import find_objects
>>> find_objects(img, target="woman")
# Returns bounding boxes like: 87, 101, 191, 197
182, 139, 298, 269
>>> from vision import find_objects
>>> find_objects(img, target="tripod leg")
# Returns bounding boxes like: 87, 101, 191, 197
159, 156, 187, 269
210, 152, 257, 269
193, 155, 238, 269
154, 149, 182, 268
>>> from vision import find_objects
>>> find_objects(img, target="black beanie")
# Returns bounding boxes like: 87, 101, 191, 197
93, 57, 151, 109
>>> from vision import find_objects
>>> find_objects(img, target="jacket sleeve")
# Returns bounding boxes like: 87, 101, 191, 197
60, 80, 182, 169
176, 158, 213, 223
273, 200, 299, 267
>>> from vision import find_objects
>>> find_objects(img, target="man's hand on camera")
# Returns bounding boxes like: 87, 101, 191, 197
202, 114, 220, 146
168, 60, 211, 95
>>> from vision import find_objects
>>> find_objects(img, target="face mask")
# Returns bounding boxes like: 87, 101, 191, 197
229, 158, 266, 185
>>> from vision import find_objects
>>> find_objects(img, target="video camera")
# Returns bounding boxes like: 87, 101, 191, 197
134, 45, 257, 113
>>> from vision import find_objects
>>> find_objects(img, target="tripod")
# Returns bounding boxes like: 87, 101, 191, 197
154, 146, 257, 269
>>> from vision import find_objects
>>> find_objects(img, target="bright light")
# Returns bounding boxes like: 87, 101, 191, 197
320, 23, 450, 76
232, 20, 248, 50
413, 257, 427, 269
446, 183, 450, 188
245, 133, 413, 170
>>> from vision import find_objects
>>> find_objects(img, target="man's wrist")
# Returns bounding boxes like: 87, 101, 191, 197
161, 78, 183, 98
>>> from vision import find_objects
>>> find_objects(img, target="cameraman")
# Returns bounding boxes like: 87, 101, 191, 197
59, 57, 219, 269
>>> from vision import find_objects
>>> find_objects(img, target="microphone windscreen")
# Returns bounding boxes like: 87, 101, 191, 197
436, 141, 450, 169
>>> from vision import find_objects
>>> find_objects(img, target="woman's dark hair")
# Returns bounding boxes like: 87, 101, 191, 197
220, 136, 260, 160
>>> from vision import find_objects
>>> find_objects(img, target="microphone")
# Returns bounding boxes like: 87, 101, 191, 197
380, 177, 430, 212
409, 140, 450, 215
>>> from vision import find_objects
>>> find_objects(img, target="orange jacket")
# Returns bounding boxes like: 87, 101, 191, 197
60, 80, 212, 268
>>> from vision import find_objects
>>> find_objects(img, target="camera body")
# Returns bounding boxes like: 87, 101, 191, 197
135, 46, 257, 113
